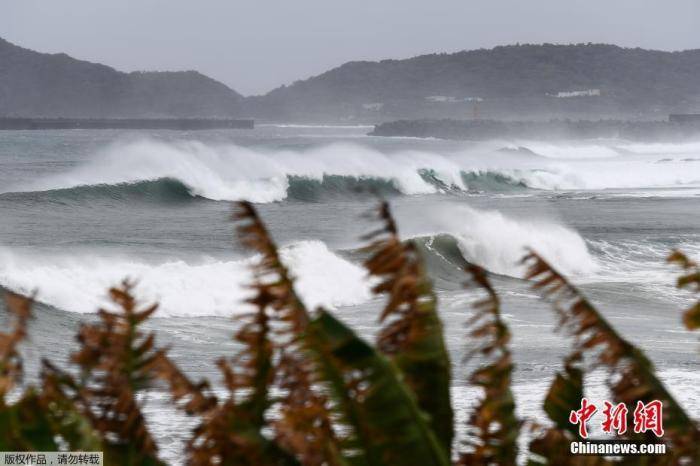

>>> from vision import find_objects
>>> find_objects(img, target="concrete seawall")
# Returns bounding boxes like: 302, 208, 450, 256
0, 118, 254, 130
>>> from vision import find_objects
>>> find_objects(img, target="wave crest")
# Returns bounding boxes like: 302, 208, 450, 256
399, 204, 597, 278
14, 139, 461, 203
0, 241, 372, 317
1, 178, 197, 204
7, 138, 700, 203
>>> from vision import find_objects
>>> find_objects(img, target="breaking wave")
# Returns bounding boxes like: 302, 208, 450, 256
1, 176, 407, 204
11, 139, 465, 203
0, 241, 372, 317
0, 200, 599, 316
389, 203, 598, 278
0, 178, 198, 204
414, 207, 597, 278
460, 171, 528, 192
5, 138, 699, 204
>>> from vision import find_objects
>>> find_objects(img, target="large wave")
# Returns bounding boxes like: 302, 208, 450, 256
451, 210, 595, 277
6, 138, 699, 204
0, 241, 372, 317
407, 204, 698, 295
4, 198, 688, 315
12, 139, 466, 203
0, 178, 197, 205
396, 204, 598, 278
0, 200, 599, 315
1, 176, 406, 204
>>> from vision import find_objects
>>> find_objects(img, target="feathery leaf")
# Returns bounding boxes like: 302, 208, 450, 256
459, 264, 519, 465
668, 250, 700, 331
362, 202, 453, 455
523, 251, 700, 462
43, 281, 165, 465
0, 292, 33, 402
307, 310, 451, 466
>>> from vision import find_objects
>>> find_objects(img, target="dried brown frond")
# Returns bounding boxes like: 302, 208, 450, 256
235, 202, 344, 465
362, 201, 453, 455
43, 281, 164, 463
180, 202, 343, 466
273, 351, 344, 466
525, 353, 608, 465
225, 285, 276, 407
459, 264, 519, 465
184, 289, 279, 466
39, 361, 103, 451
187, 401, 274, 466
151, 353, 217, 416
363, 202, 425, 354
522, 252, 629, 367
668, 250, 700, 331
233, 201, 309, 334
523, 251, 700, 462
0, 292, 33, 400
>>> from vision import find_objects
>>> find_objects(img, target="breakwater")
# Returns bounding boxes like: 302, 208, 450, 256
370, 118, 700, 141
0, 118, 254, 130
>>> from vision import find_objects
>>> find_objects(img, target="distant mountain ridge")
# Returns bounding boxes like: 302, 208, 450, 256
246, 43, 700, 121
2, 38, 700, 121
0, 37, 243, 118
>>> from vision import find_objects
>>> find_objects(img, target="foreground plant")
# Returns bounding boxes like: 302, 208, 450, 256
0, 292, 58, 452
43, 281, 179, 465
0, 202, 699, 466
459, 264, 518, 465
668, 250, 700, 332
363, 202, 453, 455
524, 251, 700, 464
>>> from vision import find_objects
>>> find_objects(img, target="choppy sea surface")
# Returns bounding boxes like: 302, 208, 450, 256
1, 125, 699, 462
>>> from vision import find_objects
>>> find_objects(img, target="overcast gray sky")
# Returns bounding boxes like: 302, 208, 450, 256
2, 0, 699, 96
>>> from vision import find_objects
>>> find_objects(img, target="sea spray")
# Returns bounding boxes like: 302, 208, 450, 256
14, 139, 457, 202
396, 204, 597, 278
0, 240, 372, 317
6, 138, 700, 202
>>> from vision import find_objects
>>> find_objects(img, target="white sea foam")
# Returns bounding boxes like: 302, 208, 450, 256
397, 204, 598, 277
582, 237, 700, 303
410, 203, 699, 287
482, 139, 700, 190
511, 142, 621, 159
0, 241, 372, 316
615, 141, 700, 155
16, 139, 464, 202
454, 208, 596, 277
9, 138, 700, 201
492, 159, 700, 191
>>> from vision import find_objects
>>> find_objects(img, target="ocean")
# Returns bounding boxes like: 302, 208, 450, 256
1, 125, 699, 462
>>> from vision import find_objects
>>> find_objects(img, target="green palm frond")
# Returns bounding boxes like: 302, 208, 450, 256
459, 264, 519, 465
362, 202, 453, 455
523, 251, 700, 463
308, 310, 451, 466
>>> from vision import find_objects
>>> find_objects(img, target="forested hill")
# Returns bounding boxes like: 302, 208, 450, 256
0, 37, 244, 118
3, 39, 700, 121
247, 44, 700, 121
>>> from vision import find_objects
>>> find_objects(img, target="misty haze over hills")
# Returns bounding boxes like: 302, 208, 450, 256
2, 37, 700, 121
257, 44, 700, 121
0, 38, 243, 118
